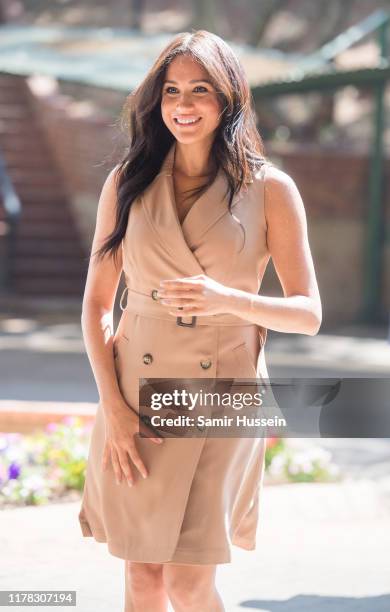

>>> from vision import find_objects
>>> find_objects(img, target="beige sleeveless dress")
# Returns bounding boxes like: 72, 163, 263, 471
78, 141, 272, 564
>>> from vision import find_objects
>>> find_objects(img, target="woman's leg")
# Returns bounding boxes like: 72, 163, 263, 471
124, 561, 169, 612
163, 563, 224, 612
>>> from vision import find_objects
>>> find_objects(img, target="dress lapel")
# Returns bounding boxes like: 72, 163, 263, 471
141, 141, 252, 275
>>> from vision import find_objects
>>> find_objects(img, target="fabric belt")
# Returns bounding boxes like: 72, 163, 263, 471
119, 286, 255, 327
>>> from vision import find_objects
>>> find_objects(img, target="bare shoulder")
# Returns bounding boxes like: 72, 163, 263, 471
104, 163, 122, 189
252, 162, 297, 194
93, 164, 124, 236
265, 163, 295, 184
97, 164, 122, 211
255, 163, 299, 196
255, 164, 305, 226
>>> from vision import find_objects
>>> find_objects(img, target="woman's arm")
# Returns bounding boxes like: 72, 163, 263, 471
228, 166, 322, 335
81, 165, 125, 412
82, 167, 163, 486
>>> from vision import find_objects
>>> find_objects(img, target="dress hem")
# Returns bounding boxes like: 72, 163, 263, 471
79, 517, 256, 564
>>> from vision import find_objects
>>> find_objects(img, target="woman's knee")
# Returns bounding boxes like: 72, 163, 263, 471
126, 561, 164, 593
163, 564, 216, 607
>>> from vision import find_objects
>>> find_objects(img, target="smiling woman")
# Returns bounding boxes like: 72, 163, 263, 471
78, 27, 321, 612
160, 54, 223, 224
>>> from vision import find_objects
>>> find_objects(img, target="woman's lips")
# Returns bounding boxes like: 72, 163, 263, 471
173, 117, 202, 126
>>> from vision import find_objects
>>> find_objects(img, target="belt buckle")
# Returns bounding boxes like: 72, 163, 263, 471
177, 316, 197, 327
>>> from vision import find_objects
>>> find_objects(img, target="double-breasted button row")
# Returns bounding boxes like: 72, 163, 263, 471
143, 354, 212, 369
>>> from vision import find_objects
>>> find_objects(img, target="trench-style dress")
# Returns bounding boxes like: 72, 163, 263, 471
78, 141, 272, 564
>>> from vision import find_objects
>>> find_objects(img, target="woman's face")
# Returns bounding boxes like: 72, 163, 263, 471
160, 54, 222, 146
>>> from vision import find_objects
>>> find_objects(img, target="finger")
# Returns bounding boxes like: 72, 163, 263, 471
139, 420, 164, 444
173, 303, 199, 312
138, 416, 163, 444
111, 447, 123, 484
160, 297, 199, 307
161, 285, 201, 293
158, 290, 200, 302
127, 441, 148, 480
140, 425, 164, 443
159, 290, 199, 299
117, 449, 135, 486
169, 306, 202, 316
160, 279, 203, 290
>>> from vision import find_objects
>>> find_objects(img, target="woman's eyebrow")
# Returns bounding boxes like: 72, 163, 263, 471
163, 79, 213, 85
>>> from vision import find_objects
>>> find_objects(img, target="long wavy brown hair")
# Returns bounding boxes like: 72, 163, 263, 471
93, 29, 268, 263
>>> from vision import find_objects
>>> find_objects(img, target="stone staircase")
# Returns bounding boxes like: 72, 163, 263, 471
0, 72, 87, 297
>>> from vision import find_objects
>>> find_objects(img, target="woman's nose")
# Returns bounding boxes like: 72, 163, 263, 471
175, 92, 194, 107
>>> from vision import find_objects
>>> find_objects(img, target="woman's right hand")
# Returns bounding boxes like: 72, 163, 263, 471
101, 398, 163, 487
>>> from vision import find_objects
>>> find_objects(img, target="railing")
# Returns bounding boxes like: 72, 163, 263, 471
0, 150, 22, 292
293, 9, 390, 76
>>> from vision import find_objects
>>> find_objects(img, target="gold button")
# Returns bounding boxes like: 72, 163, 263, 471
200, 359, 212, 370
143, 353, 153, 365
151, 289, 159, 301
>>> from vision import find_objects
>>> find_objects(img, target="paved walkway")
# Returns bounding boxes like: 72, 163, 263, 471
1, 478, 389, 611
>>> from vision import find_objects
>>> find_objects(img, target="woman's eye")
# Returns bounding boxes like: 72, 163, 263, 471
164, 86, 208, 94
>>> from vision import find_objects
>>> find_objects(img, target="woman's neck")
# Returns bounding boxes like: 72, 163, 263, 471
173, 141, 215, 177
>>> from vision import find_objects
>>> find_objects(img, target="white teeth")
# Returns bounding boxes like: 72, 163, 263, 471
175, 117, 200, 124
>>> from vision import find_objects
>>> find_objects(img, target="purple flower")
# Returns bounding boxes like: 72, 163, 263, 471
8, 462, 21, 479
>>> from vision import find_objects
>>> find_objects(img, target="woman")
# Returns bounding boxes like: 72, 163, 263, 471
78, 30, 322, 612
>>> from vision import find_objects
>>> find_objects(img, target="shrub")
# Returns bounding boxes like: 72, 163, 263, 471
0, 417, 92, 507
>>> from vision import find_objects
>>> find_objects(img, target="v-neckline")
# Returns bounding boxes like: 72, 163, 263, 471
140, 142, 254, 274
169, 141, 220, 229
173, 174, 210, 227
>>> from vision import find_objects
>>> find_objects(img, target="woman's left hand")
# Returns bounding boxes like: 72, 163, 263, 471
157, 274, 232, 317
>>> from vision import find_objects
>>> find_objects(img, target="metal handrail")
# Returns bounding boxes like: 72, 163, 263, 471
293, 9, 390, 76
0, 150, 22, 291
